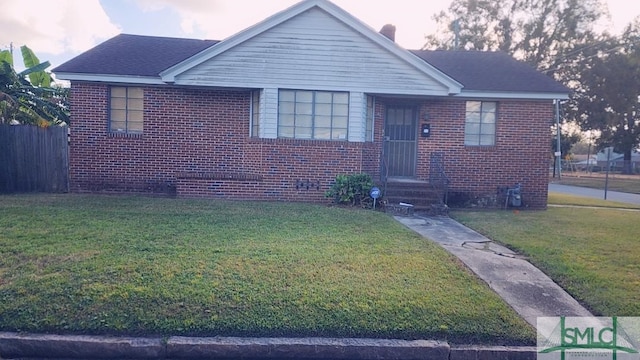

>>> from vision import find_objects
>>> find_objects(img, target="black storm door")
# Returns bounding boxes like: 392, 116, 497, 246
384, 106, 417, 178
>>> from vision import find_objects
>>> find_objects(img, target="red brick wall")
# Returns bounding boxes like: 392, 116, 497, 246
361, 101, 386, 179
413, 99, 552, 209
69, 83, 366, 202
70, 83, 551, 208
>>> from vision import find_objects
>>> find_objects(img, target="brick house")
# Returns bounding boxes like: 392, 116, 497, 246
53, 0, 568, 209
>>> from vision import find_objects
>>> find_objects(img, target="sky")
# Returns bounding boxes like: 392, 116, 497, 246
1, 0, 638, 73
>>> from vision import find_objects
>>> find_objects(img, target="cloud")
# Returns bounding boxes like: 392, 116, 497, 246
0, 0, 120, 57
133, 0, 225, 35
129, 0, 448, 48
135, 0, 221, 13
133, 0, 298, 39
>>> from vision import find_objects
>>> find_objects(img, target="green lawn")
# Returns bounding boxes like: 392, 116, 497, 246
0, 194, 533, 344
452, 194, 640, 316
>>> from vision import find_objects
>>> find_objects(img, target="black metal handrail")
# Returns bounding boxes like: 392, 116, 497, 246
429, 152, 449, 205
380, 146, 389, 198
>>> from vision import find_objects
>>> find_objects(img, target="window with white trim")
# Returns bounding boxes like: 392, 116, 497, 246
109, 87, 143, 134
365, 95, 375, 142
251, 90, 260, 138
464, 101, 496, 146
278, 90, 349, 140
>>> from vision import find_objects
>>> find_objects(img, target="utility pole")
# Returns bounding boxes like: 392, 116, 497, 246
604, 147, 611, 200
586, 132, 591, 173
555, 99, 562, 179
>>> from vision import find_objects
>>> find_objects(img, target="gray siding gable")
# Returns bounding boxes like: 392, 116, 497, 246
173, 7, 452, 96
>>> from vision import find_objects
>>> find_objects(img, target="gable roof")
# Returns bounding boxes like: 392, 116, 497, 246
53, 0, 568, 99
411, 50, 569, 95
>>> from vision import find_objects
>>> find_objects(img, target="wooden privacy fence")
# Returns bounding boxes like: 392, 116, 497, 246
0, 125, 69, 193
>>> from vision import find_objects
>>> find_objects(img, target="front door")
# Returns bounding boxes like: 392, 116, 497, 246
383, 105, 418, 178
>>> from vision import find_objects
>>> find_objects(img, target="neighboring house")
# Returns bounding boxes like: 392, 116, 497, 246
53, 0, 568, 209
596, 148, 640, 172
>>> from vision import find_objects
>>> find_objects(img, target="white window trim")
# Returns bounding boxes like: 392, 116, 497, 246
464, 100, 497, 146
277, 89, 350, 141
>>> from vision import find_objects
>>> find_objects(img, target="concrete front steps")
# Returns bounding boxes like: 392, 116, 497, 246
383, 179, 447, 213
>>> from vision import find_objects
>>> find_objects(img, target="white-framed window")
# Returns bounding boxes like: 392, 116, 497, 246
278, 90, 349, 140
251, 90, 260, 138
464, 101, 496, 146
109, 87, 143, 134
365, 95, 375, 142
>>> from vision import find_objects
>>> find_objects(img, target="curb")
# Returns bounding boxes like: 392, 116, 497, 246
0, 332, 538, 359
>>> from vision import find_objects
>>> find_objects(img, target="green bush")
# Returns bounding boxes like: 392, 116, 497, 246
325, 173, 375, 207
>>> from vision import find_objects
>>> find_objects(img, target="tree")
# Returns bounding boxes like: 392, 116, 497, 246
0, 45, 68, 126
571, 21, 640, 174
570, 139, 594, 155
423, 0, 606, 78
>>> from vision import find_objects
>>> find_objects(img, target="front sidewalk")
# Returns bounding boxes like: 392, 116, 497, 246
394, 215, 592, 327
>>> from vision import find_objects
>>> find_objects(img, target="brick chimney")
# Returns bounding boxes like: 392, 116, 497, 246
380, 24, 396, 42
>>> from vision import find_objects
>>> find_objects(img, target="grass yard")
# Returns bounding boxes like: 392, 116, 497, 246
0, 194, 534, 344
452, 194, 640, 316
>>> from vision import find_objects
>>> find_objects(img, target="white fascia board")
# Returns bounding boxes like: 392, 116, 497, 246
54, 73, 165, 85
455, 90, 570, 100
160, 0, 463, 94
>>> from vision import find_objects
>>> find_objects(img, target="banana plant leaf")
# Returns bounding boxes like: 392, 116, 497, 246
20, 45, 52, 87
0, 50, 13, 66
0, 53, 68, 125
18, 61, 50, 77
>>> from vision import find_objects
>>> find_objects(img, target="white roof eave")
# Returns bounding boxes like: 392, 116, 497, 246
55, 73, 165, 85
455, 90, 570, 100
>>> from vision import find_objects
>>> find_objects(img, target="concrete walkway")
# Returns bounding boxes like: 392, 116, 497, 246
394, 215, 592, 328
549, 183, 640, 205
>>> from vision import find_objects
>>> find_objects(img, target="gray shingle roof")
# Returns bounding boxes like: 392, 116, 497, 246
52, 34, 219, 77
53, 34, 568, 95
411, 50, 568, 94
